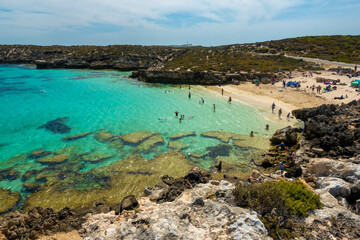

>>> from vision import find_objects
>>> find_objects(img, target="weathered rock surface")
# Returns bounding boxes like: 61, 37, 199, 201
169, 131, 196, 140
62, 131, 94, 141
37, 117, 71, 134
316, 177, 351, 198
292, 102, 360, 158
121, 131, 157, 145
0, 189, 21, 214
80, 180, 271, 240
36, 154, 69, 165
270, 125, 299, 146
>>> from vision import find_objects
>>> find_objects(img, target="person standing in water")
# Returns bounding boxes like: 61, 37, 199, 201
174, 111, 179, 117
188, 91, 191, 99
213, 104, 216, 112
278, 108, 282, 118
271, 103, 276, 113
221, 88, 224, 95
201, 97, 205, 104
265, 124, 269, 130
228, 96, 232, 103
250, 131, 254, 137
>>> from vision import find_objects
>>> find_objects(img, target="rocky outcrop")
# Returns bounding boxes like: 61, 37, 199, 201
136, 69, 276, 85
293, 101, 360, 158
0, 45, 181, 71
80, 180, 271, 240
270, 125, 300, 146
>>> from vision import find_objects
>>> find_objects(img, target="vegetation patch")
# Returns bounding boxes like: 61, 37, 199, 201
233, 179, 322, 239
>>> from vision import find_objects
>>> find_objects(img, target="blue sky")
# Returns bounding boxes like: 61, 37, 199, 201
0, 0, 359, 46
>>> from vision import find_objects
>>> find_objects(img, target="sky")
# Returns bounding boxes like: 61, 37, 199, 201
0, 0, 359, 46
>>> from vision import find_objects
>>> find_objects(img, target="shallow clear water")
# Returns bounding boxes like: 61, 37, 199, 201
0, 65, 287, 209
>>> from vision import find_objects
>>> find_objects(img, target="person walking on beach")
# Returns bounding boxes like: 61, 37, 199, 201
282, 80, 286, 89
278, 108, 282, 118
188, 91, 191, 99
287, 113, 290, 121
271, 102, 276, 113
317, 85, 321, 94
213, 104, 216, 112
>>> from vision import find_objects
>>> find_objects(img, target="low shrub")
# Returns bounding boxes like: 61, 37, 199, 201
233, 179, 322, 216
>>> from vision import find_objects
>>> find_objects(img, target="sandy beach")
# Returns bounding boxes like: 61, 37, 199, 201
206, 69, 360, 118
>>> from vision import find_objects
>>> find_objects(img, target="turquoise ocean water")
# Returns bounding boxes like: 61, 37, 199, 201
0, 65, 287, 207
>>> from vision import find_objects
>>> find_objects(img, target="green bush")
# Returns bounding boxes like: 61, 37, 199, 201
233, 179, 322, 216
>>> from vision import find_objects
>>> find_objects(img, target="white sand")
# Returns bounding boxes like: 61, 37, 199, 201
204, 69, 360, 124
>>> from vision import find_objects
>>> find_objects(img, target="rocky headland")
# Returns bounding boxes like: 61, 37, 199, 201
1, 101, 360, 239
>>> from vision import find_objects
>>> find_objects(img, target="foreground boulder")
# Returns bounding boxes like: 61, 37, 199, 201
80, 180, 271, 240
270, 125, 299, 146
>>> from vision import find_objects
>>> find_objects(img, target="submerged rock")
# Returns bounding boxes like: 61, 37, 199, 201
36, 154, 69, 165
170, 131, 196, 140
0, 189, 21, 214
54, 145, 82, 156
22, 182, 41, 193
62, 131, 94, 141
134, 135, 164, 152
94, 131, 120, 142
28, 150, 52, 159
82, 153, 114, 163
168, 140, 189, 150
37, 117, 71, 134
0, 168, 20, 181
201, 131, 243, 143
121, 131, 157, 145
107, 141, 124, 149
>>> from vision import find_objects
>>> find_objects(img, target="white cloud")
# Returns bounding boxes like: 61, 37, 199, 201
0, 0, 305, 30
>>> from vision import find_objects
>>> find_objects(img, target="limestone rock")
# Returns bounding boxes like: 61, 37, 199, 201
316, 177, 351, 198
36, 154, 69, 165
0, 189, 21, 214
169, 131, 196, 140
119, 195, 139, 212
62, 131, 94, 141
81, 181, 271, 240
168, 140, 189, 150
82, 153, 114, 163
121, 131, 157, 145
270, 125, 299, 146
